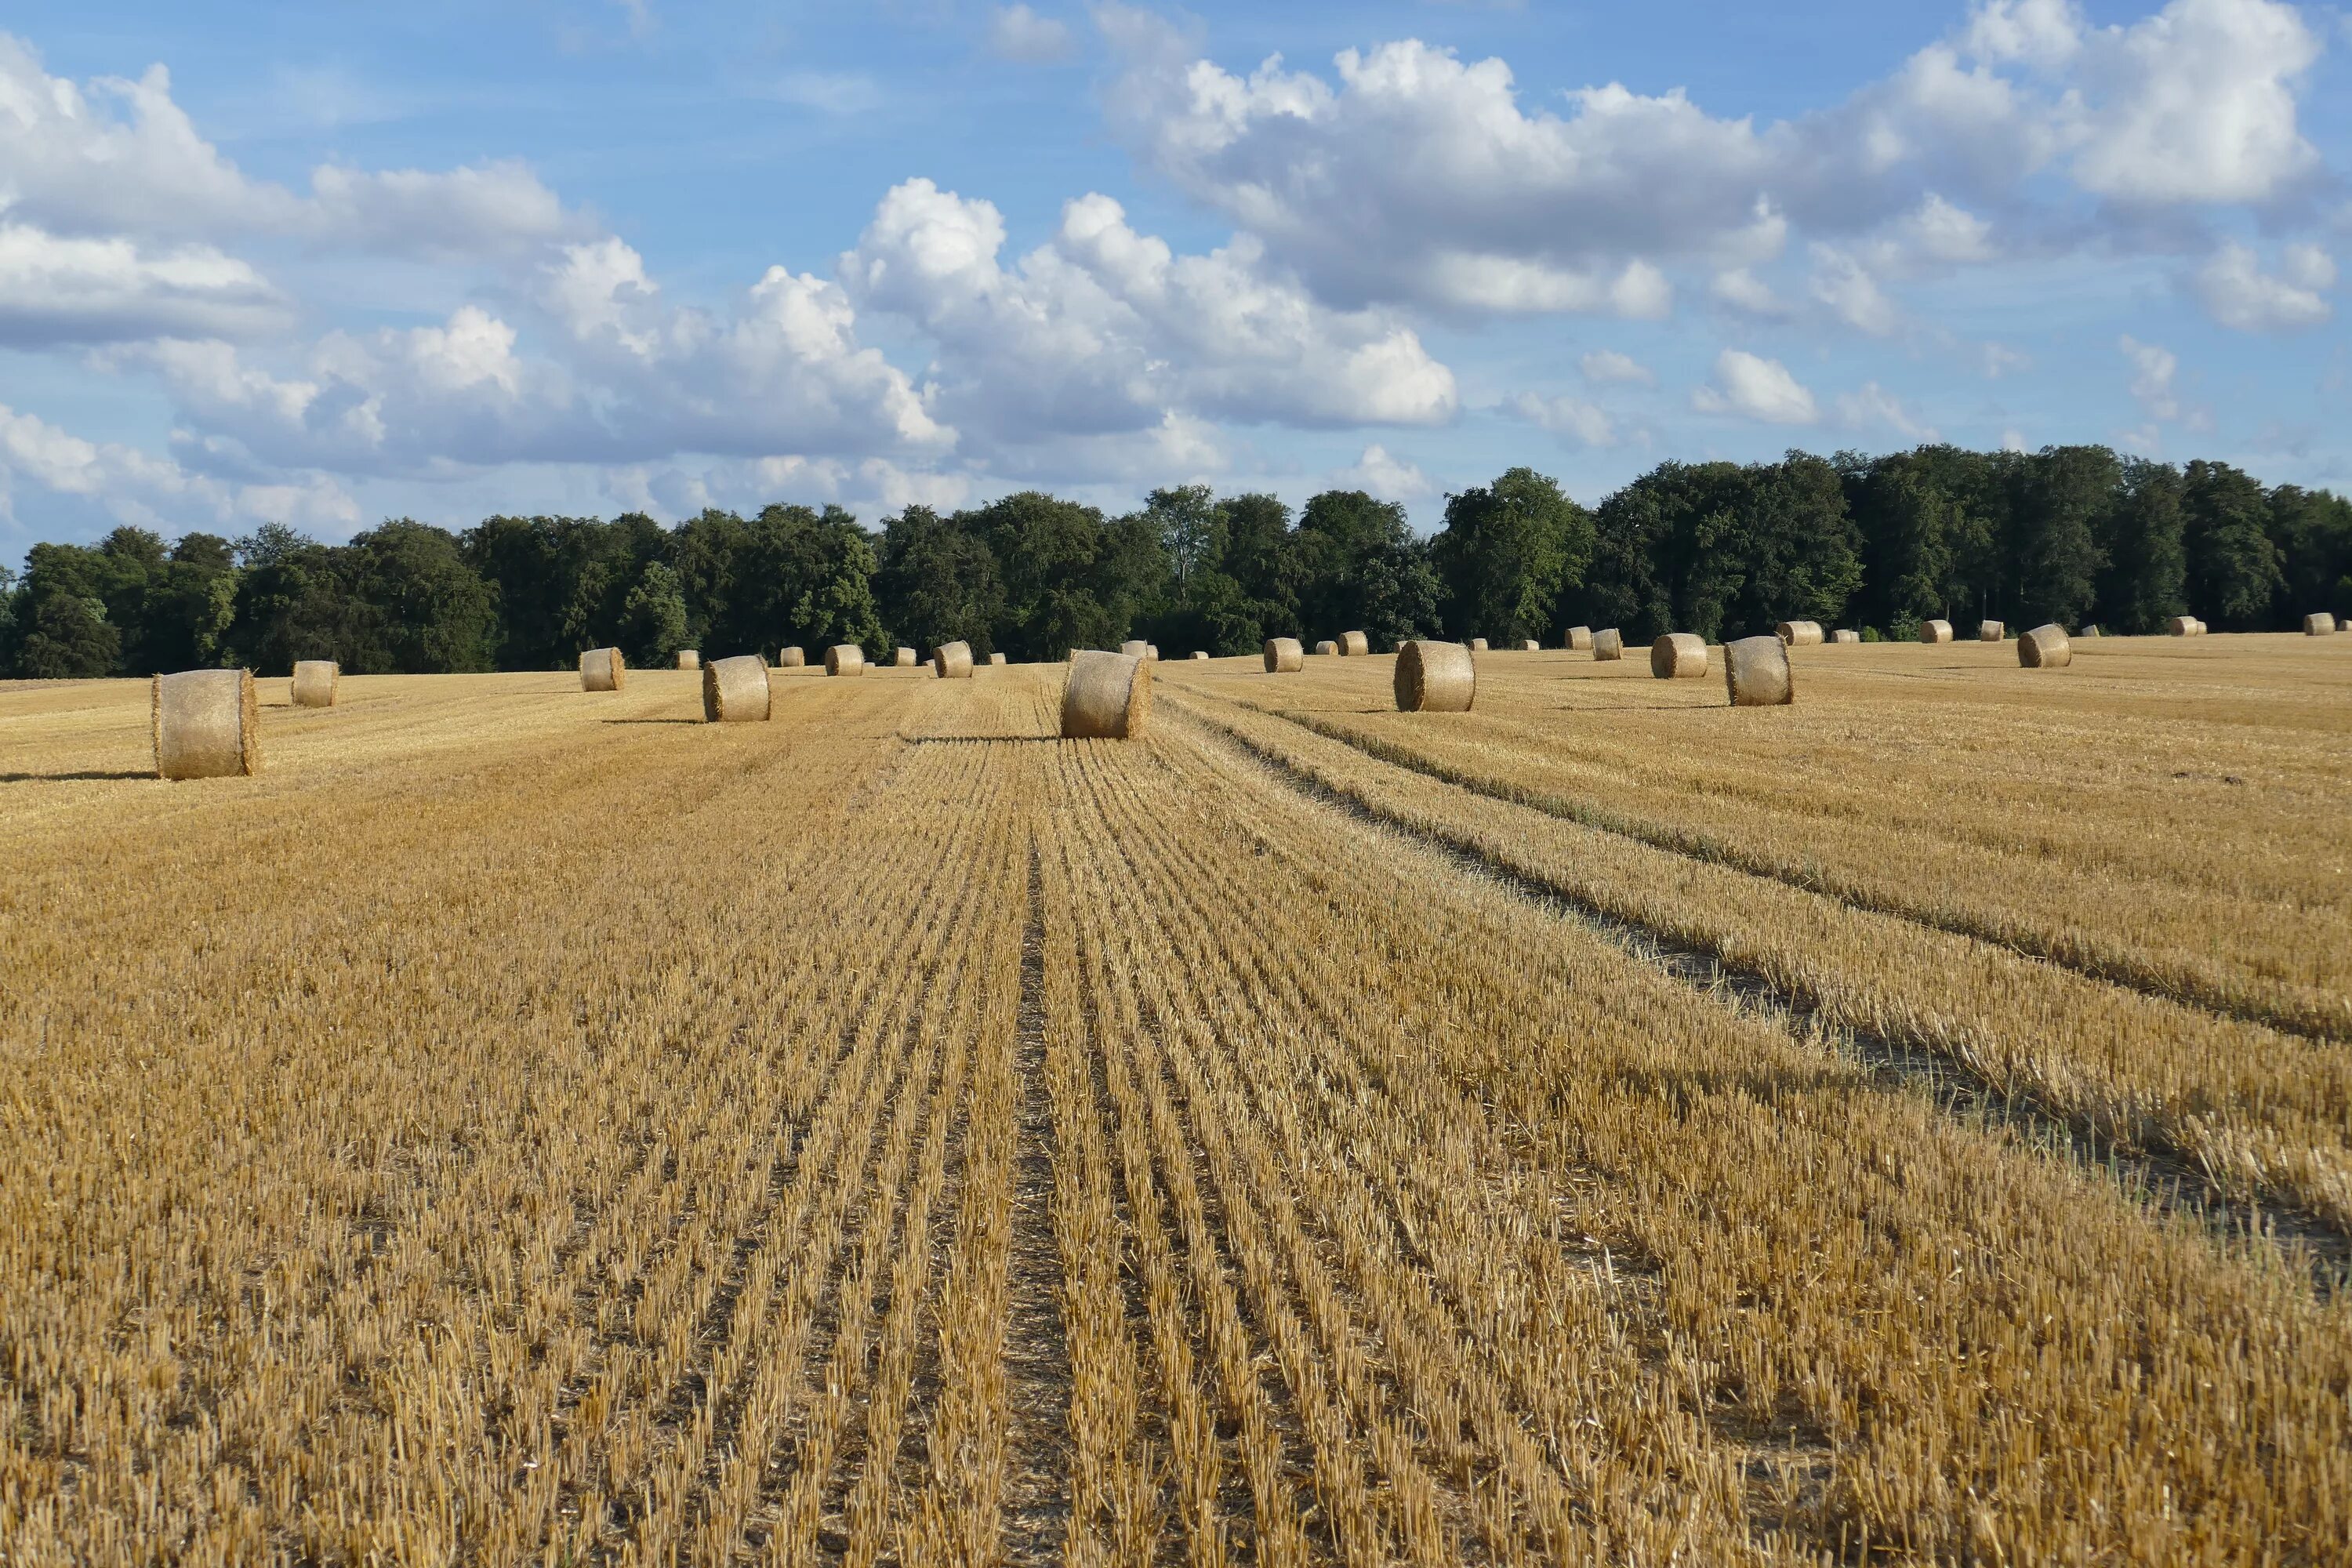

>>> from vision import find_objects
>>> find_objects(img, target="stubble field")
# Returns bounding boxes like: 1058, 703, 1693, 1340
2, 634, 2348, 1566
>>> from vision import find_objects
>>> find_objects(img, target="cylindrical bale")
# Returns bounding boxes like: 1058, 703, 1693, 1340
676, 649, 701, 670
1831, 629, 1860, 644
1061, 649, 1151, 739
1393, 641, 1475, 713
1724, 635, 1794, 706
1520, 638, 1541, 652
2167, 615, 2197, 637
932, 640, 975, 679
702, 655, 773, 721
1979, 620, 2005, 641
290, 659, 339, 708
1776, 620, 1824, 645
1593, 629, 1624, 661
1340, 630, 1370, 656
1314, 639, 1339, 656
894, 646, 916, 667
826, 644, 866, 677
2081, 626, 2102, 637
1470, 637, 1489, 652
2019, 623, 2071, 669
1264, 637, 1304, 673
1651, 633, 1708, 680
580, 647, 626, 691
1565, 626, 1593, 651
1120, 639, 1149, 659
1190, 650, 1210, 660
1919, 619, 1953, 644
1147, 644, 1160, 661
779, 646, 806, 667
153, 669, 260, 780
2308, 612, 2337, 636
989, 652, 1007, 666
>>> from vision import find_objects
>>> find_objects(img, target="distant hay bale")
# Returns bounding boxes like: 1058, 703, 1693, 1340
702, 655, 773, 721
779, 646, 806, 667
1724, 635, 1793, 706
1340, 630, 1369, 656
1264, 637, 1304, 673
2167, 615, 2200, 637
1190, 650, 1210, 660
1593, 629, 1624, 661
2305, 612, 2336, 635
1315, 639, 1339, 655
1520, 638, 1541, 652
290, 659, 339, 707
826, 644, 866, 677
1147, 644, 1160, 660
2019, 624, 2071, 668
1831, 630, 1860, 644
1121, 640, 1149, 659
932, 640, 975, 679
1920, 619, 1953, 644
1651, 633, 1708, 680
677, 650, 701, 670
989, 652, 1007, 666
2080, 626, 2101, 638
580, 647, 626, 691
894, 647, 916, 667
1061, 649, 1152, 739
153, 669, 260, 780
1777, 620, 1824, 645
1394, 641, 1475, 713
1566, 626, 1593, 651
1979, 620, 2005, 641
1470, 637, 1489, 652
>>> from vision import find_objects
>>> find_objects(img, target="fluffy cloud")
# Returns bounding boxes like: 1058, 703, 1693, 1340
987, 5, 1076, 64
2120, 334, 2180, 419
1510, 392, 1618, 448
1836, 381, 1940, 441
2193, 241, 2334, 330
1329, 443, 1433, 501
0, 224, 287, 347
0, 400, 355, 532
1579, 350, 1655, 387
1692, 350, 1819, 424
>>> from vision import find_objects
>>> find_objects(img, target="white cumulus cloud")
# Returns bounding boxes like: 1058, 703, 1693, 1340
1691, 350, 1819, 424
987, 5, 1076, 64
2193, 241, 2334, 331
1579, 349, 1656, 387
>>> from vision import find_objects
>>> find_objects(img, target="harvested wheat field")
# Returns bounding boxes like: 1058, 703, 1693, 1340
3, 641, 2350, 1566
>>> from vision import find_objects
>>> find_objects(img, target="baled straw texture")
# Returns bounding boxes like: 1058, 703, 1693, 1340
932, 640, 975, 679
1593, 629, 1624, 660
2305, 612, 2336, 635
1470, 637, 1490, 652
779, 646, 806, 667
1147, 644, 1160, 660
825, 644, 866, 677
289, 660, 339, 708
1776, 620, 1825, 645
1393, 640, 1476, 713
2019, 623, 2071, 668
1264, 637, 1305, 673
1315, 639, 1339, 656
1980, 620, 2005, 641
677, 650, 701, 670
1920, 619, 1954, 644
1724, 635, 1794, 706
1566, 626, 1594, 650
1121, 640, 1149, 659
988, 652, 1007, 665
1651, 633, 1708, 679
1190, 650, 1210, 660
702, 655, 773, 721
1340, 630, 1370, 656
1520, 638, 1541, 652
2168, 615, 2199, 637
153, 669, 260, 780
1061, 649, 1152, 739
1831, 629, 1860, 644
580, 647, 626, 691
894, 646, 916, 667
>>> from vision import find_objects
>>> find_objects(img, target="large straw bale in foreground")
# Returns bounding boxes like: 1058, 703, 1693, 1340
1315, 639, 1338, 656
676, 650, 701, 670
1980, 620, 2005, 641
2019, 624, 2071, 668
1724, 635, 1793, 706
1919, 619, 1953, 644
580, 647, 626, 691
2305, 612, 2336, 635
702, 655, 772, 721
1062, 650, 1152, 739
1566, 626, 1593, 650
826, 644, 866, 676
1394, 640, 1475, 712
1593, 629, 1624, 660
154, 669, 260, 780
1651, 633, 1708, 679
1831, 630, 1860, 644
932, 640, 975, 679
779, 646, 806, 667
290, 660, 339, 707
1340, 630, 1370, 656
1777, 620, 1824, 645
1264, 637, 1304, 673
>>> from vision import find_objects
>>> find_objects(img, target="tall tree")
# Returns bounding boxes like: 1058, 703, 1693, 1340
2267, 485, 2352, 621
339, 521, 499, 673
619, 561, 691, 665
877, 506, 1006, 657
1430, 467, 1593, 644
969, 492, 1130, 660
5, 543, 121, 677
2095, 460, 2187, 634
2005, 445, 2115, 629
2182, 460, 2285, 628
1216, 492, 1301, 648
1294, 490, 1440, 651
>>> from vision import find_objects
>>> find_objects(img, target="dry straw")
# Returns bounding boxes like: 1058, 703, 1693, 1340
1519, 637, 1541, 652
1651, 633, 1708, 679
1148, 644, 1160, 660
2168, 615, 2206, 636
1264, 637, 1305, 673
1061, 649, 1152, 739
153, 669, 260, 780
1831, 629, 1860, 644
932, 640, 975, 679
1315, 639, 1339, 655
677, 650, 701, 670
2019, 623, 2071, 668
1776, 620, 1825, 645
894, 646, 916, 667
1593, 629, 1624, 661
826, 644, 866, 677
1470, 637, 1490, 652
290, 660, 339, 708
1393, 640, 1475, 712
1566, 626, 1594, 650
2081, 626, 2102, 637
1121, 639, 1149, 659
2305, 612, 2336, 635
1724, 635, 1794, 706
988, 652, 1007, 665
702, 655, 773, 721
779, 646, 806, 667
1980, 620, 2006, 641
580, 647, 626, 691
1340, 630, 1370, 655
1920, 619, 1954, 644
1191, 650, 1210, 660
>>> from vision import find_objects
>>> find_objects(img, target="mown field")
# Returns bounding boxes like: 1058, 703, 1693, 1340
2, 635, 2347, 1566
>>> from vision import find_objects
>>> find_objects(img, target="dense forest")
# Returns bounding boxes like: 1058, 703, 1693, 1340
3, 444, 2347, 679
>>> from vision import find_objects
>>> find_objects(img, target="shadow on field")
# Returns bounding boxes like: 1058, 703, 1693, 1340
0, 770, 152, 783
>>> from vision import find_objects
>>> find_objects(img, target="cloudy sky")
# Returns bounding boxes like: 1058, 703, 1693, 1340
2, 0, 2347, 551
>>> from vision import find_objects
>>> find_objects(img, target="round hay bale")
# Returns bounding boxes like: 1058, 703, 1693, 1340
1340, 630, 1370, 656
580, 647, 626, 691
826, 644, 866, 677
1919, 619, 1953, 644
154, 669, 260, 780
1724, 635, 1793, 706
1651, 633, 1708, 680
932, 640, 975, 679
1147, 644, 1160, 661
2167, 615, 2198, 637
677, 649, 701, 670
290, 659, 339, 708
1593, 629, 1624, 661
779, 646, 806, 667
1776, 620, 1825, 645
1831, 629, 1860, 644
1314, 639, 1339, 656
894, 646, 916, 667
1190, 650, 1210, 660
2019, 623, 2071, 668
1062, 649, 1151, 739
2305, 612, 2336, 636
1264, 637, 1304, 673
1470, 637, 1490, 652
1979, 620, 2005, 641
702, 655, 773, 721
2081, 626, 2102, 638
989, 651, 1007, 666
1520, 638, 1541, 652
1120, 639, 1149, 659
1566, 626, 1593, 651
1394, 641, 1475, 713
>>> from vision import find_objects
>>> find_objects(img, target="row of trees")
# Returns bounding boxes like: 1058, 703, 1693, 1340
4, 445, 2347, 680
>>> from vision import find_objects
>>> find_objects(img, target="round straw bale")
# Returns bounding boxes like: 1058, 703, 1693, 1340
1120, 639, 1149, 659
1651, 633, 1708, 679
1776, 620, 1825, 645
677, 649, 701, 670
1340, 630, 1370, 656
989, 651, 1007, 665
702, 655, 773, 721
1919, 619, 1953, 644
580, 647, 625, 691
1061, 649, 1152, 739
2080, 626, 2101, 637
1393, 640, 1475, 713
1264, 637, 1304, 673
2306, 612, 2336, 635
153, 668, 260, 779
1315, 639, 1339, 656
779, 645, 806, 667
894, 646, 916, 667
290, 659, 339, 707
1566, 626, 1594, 651
1724, 635, 1794, 706
1831, 629, 1860, 644
1979, 620, 2005, 641
1470, 637, 1489, 652
1593, 628, 1624, 660
1147, 644, 1160, 661
1190, 650, 1210, 660
826, 644, 866, 677
2019, 623, 2071, 668
932, 640, 975, 679
1520, 638, 1541, 652
2167, 615, 2197, 637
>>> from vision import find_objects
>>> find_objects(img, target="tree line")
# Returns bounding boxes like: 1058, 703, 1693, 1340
3, 445, 2347, 680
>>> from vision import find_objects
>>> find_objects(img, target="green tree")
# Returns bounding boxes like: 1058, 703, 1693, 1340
1215, 492, 1301, 648
1432, 467, 1593, 644
339, 521, 499, 673
2095, 460, 2187, 634
620, 561, 691, 665
1724, 452, 1860, 636
5, 543, 123, 677
2183, 460, 2285, 628
2007, 445, 2116, 629
2267, 485, 2352, 621
968, 492, 1128, 660
229, 525, 347, 675
1294, 490, 1440, 651
876, 506, 1005, 656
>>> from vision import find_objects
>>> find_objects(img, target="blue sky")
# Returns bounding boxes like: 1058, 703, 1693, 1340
2, 0, 2348, 552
